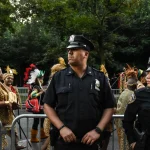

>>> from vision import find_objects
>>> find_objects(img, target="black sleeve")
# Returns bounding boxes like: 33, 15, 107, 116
102, 75, 115, 109
43, 76, 57, 108
123, 100, 140, 144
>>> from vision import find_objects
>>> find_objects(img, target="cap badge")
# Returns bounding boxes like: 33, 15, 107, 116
69, 35, 75, 42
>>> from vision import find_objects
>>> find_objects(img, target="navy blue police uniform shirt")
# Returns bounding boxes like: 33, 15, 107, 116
43, 66, 115, 139
123, 87, 150, 145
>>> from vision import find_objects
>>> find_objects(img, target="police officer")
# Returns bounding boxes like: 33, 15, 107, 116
43, 35, 115, 150
123, 64, 150, 150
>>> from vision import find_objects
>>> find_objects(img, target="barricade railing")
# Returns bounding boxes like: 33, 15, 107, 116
11, 114, 47, 150
9, 114, 125, 150
111, 89, 121, 95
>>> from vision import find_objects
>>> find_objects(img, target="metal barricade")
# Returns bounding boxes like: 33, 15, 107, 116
111, 89, 121, 95
10, 114, 126, 150
11, 114, 48, 150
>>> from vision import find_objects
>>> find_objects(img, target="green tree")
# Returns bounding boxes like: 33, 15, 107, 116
0, 0, 14, 36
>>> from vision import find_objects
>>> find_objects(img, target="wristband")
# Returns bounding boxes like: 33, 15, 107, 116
58, 125, 65, 131
95, 127, 103, 134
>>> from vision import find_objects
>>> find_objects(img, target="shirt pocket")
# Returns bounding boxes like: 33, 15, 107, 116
89, 89, 102, 119
89, 89, 100, 105
56, 87, 72, 107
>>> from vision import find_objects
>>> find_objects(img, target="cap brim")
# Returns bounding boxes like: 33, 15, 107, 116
66, 45, 87, 50
146, 67, 150, 72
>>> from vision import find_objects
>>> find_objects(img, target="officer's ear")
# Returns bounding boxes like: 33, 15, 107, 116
85, 51, 89, 57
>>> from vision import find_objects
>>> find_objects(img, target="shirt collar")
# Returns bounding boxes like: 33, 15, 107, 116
66, 67, 74, 75
66, 66, 94, 76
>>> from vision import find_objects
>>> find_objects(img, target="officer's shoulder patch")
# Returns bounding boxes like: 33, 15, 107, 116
92, 68, 100, 72
92, 68, 104, 76
128, 93, 136, 104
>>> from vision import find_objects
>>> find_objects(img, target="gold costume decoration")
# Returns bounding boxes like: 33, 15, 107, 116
100, 64, 108, 78
0, 82, 14, 149
50, 57, 66, 78
116, 64, 137, 150
0, 66, 22, 149
119, 72, 126, 93
115, 89, 133, 150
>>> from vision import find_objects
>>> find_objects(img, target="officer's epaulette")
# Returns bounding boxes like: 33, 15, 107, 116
92, 68, 104, 74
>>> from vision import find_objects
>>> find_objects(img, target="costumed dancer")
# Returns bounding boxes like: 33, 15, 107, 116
42, 57, 66, 150
0, 66, 25, 150
24, 64, 48, 143
115, 64, 138, 150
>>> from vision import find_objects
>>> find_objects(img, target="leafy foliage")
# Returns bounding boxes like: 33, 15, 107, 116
1, 0, 150, 85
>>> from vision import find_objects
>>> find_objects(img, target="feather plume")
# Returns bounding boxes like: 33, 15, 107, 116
24, 64, 44, 85
58, 57, 66, 66
125, 64, 137, 79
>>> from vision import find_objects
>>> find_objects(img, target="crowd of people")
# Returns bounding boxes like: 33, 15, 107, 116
0, 34, 150, 150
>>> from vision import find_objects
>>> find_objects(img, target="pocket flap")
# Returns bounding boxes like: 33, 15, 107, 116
56, 87, 71, 94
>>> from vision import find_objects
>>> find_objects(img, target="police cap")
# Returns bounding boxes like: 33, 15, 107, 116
66, 35, 94, 51
146, 67, 150, 72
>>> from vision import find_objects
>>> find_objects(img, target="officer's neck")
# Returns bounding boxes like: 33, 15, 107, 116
71, 64, 87, 78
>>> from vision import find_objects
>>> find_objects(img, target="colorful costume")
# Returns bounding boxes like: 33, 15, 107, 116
24, 64, 47, 143
115, 65, 137, 150
0, 66, 24, 150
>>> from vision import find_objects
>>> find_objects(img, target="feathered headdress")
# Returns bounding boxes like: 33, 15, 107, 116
124, 64, 137, 79
5, 65, 18, 75
24, 64, 45, 85
3, 65, 18, 81
50, 57, 66, 78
